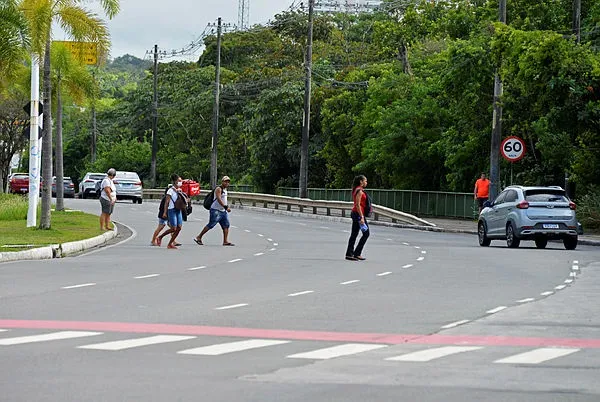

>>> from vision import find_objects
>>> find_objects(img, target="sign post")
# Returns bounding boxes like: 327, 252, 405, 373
27, 56, 41, 227
53, 41, 99, 65
501, 136, 526, 185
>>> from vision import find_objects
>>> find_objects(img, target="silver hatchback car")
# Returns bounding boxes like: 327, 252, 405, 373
478, 186, 578, 249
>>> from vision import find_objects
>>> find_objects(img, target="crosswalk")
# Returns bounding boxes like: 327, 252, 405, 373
0, 328, 594, 366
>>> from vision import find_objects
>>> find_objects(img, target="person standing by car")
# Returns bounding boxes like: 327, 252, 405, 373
345, 175, 370, 261
474, 172, 491, 213
99, 168, 117, 230
157, 174, 185, 249
194, 176, 234, 246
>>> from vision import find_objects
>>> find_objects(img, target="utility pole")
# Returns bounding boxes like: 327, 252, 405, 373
238, 0, 250, 30
573, 0, 581, 43
91, 68, 97, 164
489, 0, 506, 201
210, 17, 223, 189
151, 44, 158, 188
27, 55, 40, 227
299, 0, 314, 199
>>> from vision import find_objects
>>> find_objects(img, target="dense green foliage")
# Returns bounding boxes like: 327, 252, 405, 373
6, 0, 600, 205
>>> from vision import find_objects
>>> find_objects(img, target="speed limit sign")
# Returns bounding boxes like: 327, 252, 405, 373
501, 136, 526, 162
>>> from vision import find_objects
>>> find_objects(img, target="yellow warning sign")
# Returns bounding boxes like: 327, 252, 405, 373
53, 41, 98, 65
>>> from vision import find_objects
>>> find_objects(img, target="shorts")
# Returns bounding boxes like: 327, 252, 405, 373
167, 208, 183, 227
100, 197, 114, 215
158, 217, 168, 225
206, 208, 230, 229
477, 197, 488, 208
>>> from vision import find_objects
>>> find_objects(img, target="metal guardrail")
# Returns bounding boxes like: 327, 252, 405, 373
143, 189, 435, 227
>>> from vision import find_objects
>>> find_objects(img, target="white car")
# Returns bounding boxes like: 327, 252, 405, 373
79, 172, 107, 199
96, 171, 143, 204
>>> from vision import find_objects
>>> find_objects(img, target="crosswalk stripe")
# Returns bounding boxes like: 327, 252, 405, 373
78, 335, 196, 351
0, 329, 7, 332
177, 339, 290, 356
287, 343, 387, 360
385, 346, 483, 362
0, 331, 102, 345
495, 348, 580, 364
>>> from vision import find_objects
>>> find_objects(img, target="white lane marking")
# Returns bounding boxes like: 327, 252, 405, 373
517, 298, 535, 303
572, 265, 579, 270
79, 335, 195, 351
386, 238, 393, 241
441, 320, 470, 329
573, 260, 579, 264
341, 280, 360, 285
386, 346, 483, 362
495, 348, 580, 364
0, 331, 102, 345
0, 329, 8, 332
402, 264, 413, 269
541, 291, 554, 296
215, 304, 248, 310
188, 266, 207, 271
570, 272, 577, 278
319, 226, 330, 229
414, 246, 421, 249
565, 279, 574, 284
287, 344, 387, 360
178, 339, 290, 356
417, 257, 425, 261
267, 238, 273, 242
257, 234, 264, 237
231, 226, 238, 229
244, 229, 251, 233
421, 251, 427, 254
555, 285, 567, 290
62, 283, 96, 289
486, 306, 507, 314
254, 253, 264, 256
377, 272, 392, 277
135, 274, 159, 279
270, 248, 277, 251
288, 291, 314, 297
273, 243, 278, 246
402, 242, 410, 246
228, 259, 243, 263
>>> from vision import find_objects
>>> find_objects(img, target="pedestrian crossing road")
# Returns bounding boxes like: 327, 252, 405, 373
0, 328, 596, 366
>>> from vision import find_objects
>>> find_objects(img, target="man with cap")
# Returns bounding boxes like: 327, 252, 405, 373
194, 176, 234, 246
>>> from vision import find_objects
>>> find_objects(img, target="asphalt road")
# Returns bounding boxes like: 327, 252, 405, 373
0, 198, 599, 402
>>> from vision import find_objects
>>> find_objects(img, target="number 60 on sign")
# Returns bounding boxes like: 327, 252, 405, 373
501, 136, 526, 162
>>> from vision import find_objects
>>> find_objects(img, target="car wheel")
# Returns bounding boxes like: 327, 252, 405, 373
534, 237, 548, 249
563, 236, 578, 250
478, 221, 491, 247
138, 198, 143, 204
506, 223, 521, 248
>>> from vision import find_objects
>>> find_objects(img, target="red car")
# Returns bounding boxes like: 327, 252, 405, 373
9, 173, 29, 194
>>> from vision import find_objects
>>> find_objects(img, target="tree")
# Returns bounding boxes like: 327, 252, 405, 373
20, 0, 119, 229
0, 0, 29, 90
0, 91, 28, 191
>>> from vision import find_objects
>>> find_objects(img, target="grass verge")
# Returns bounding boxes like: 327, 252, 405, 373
0, 194, 104, 252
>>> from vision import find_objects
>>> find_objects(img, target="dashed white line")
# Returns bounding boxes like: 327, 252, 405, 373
341, 280, 360, 285
288, 291, 314, 297
244, 229, 251, 233
517, 298, 535, 303
386, 238, 393, 241
540, 291, 554, 296
135, 274, 159, 279
564, 279, 574, 284
402, 264, 414, 269
319, 226, 330, 229
555, 285, 567, 290
254, 253, 264, 256
573, 260, 579, 264
421, 251, 427, 254
441, 320, 470, 329
62, 283, 96, 289
402, 242, 410, 246
417, 257, 425, 262
377, 272, 392, 277
273, 243, 278, 246
414, 246, 421, 249
486, 306, 507, 314
267, 238, 273, 242
215, 304, 248, 310
270, 248, 277, 251
188, 266, 207, 271
257, 234, 264, 237
572, 266, 580, 271
228, 259, 243, 263
570, 272, 577, 277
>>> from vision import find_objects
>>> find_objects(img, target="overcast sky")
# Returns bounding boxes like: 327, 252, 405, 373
56, 0, 299, 61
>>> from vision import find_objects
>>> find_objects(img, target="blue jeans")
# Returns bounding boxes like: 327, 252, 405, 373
206, 208, 230, 229
167, 208, 182, 227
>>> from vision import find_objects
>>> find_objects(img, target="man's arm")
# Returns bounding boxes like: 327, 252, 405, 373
474, 182, 478, 199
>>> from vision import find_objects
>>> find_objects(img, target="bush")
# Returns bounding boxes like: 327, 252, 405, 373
0, 193, 28, 221
577, 187, 600, 231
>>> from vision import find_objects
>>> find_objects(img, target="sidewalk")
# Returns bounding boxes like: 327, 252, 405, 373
426, 217, 600, 246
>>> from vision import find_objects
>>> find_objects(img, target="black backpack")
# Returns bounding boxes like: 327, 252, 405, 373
157, 186, 170, 218
203, 186, 220, 210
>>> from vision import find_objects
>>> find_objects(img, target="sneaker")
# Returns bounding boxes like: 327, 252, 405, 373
345, 256, 358, 261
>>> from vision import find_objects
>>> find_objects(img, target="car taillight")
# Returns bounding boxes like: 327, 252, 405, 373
85, 179, 94, 183
69, 184, 74, 187
569, 202, 576, 210
135, 181, 142, 186
517, 200, 529, 209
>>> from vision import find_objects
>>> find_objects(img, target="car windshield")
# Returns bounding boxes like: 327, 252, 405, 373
524, 190, 568, 203
13, 174, 28, 180
90, 175, 106, 180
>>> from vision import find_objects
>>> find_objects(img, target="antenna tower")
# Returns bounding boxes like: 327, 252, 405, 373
238, 0, 250, 30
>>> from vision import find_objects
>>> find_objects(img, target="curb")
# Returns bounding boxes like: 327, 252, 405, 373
234, 205, 600, 246
0, 225, 118, 264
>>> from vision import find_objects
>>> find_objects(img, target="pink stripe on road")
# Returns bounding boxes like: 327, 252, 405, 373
2, 319, 600, 348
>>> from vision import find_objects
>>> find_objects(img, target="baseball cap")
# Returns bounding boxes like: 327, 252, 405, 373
221, 175, 231, 182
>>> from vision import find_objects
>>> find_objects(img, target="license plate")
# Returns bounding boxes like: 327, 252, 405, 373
543, 224, 559, 229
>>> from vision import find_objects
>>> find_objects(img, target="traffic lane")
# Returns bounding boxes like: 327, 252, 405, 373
0, 222, 417, 324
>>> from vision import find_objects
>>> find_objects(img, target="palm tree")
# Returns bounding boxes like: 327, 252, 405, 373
51, 42, 96, 210
0, 0, 30, 90
20, 0, 119, 228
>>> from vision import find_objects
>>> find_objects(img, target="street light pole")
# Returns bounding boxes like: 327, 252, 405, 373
299, 0, 314, 199
210, 17, 222, 189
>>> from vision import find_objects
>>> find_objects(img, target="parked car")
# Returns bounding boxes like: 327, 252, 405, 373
8, 173, 29, 194
79, 172, 107, 199
478, 186, 578, 250
53, 177, 75, 198
97, 171, 143, 204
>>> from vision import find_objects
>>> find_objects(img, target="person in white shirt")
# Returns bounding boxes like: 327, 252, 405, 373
99, 168, 117, 230
194, 175, 234, 246
158, 174, 185, 249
